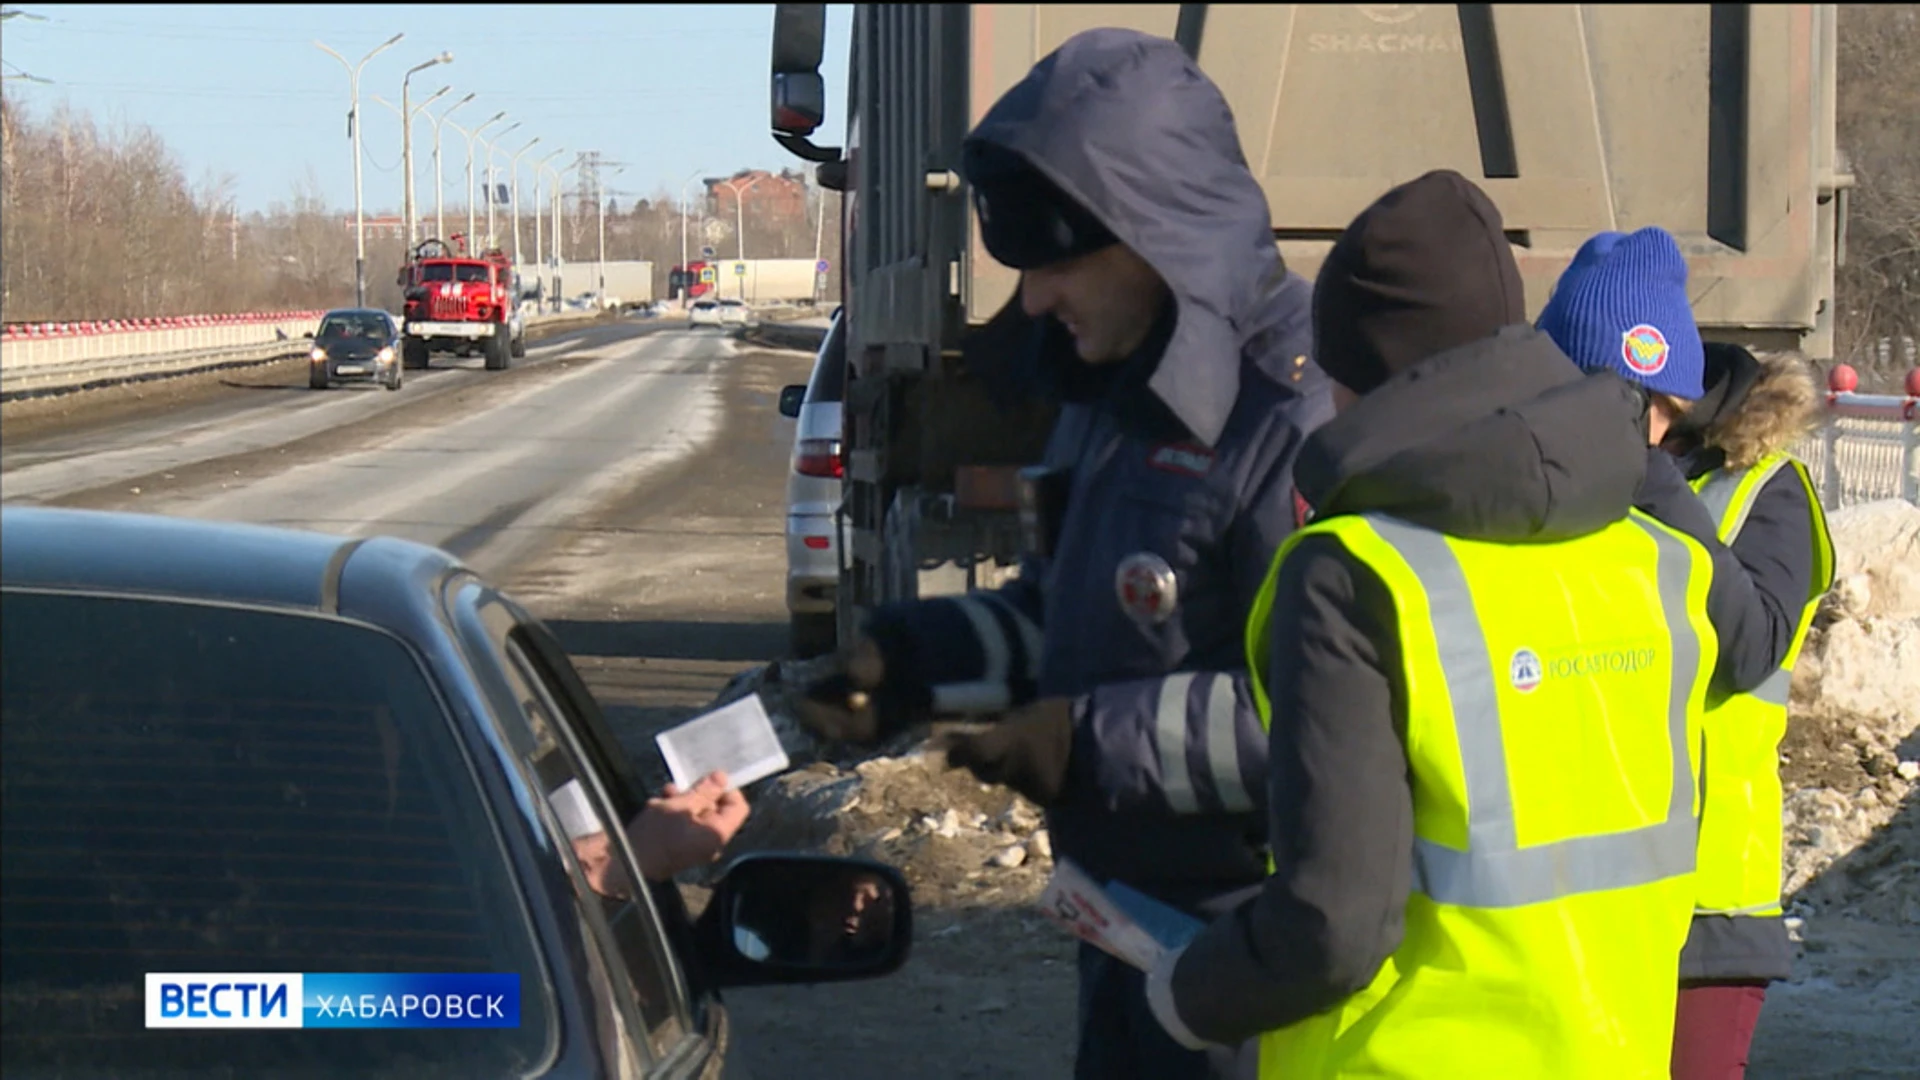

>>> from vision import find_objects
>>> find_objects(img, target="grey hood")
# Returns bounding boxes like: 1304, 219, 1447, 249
963, 28, 1287, 448
1297, 325, 1651, 542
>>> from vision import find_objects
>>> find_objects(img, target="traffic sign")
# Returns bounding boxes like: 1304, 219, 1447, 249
700, 245, 716, 259
733, 262, 748, 276
816, 259, 831, 274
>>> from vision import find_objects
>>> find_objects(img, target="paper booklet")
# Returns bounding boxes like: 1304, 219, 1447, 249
654, 693, 791, 792
1036, 858, 1206, 972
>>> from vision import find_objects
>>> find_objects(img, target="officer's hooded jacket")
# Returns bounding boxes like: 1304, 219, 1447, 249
866, 28, 1335, 905
1160, 172, 1793, 1046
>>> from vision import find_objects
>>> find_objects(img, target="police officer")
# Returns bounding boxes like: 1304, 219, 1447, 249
1145, 170, 1723, 1078
796, 27, 1332, 1080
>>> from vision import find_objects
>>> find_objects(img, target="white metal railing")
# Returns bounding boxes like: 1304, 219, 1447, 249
1791, 368, 1920, 509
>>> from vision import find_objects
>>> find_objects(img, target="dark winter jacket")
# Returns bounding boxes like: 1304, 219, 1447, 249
1670, 343, 1827, 984
866, 28, 1334, 908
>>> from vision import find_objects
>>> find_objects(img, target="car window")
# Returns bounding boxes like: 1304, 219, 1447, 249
498, 634, 695, 1065
419, 264, 454, 283
692, 302, 716, 311
0, 591, 553, 1079
456, 264, 491, 284
805, 311, 848, 405
319, 314, 388, 340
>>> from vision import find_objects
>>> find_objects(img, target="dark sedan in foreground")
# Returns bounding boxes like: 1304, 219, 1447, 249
0, 506, 912, 1079
310, 308, 404, 391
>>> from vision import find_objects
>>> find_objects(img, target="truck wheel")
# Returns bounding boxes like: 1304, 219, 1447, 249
308, 364, 329, 391
403, 338, 429, 370
510, 334, 526, 359
790, 612, 837, 659
485, 325, 511, 371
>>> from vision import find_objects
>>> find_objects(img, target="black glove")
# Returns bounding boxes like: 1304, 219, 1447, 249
937, 697, 1077, 807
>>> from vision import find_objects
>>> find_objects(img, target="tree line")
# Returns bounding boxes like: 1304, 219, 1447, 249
3, 5, 1915, 388
0, 96, 842, 324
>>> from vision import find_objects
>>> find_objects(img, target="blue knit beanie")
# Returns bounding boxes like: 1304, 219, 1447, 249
1536, 227, 1705, 400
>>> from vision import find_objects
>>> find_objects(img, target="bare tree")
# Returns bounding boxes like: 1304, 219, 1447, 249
1835, 4, 1920, 390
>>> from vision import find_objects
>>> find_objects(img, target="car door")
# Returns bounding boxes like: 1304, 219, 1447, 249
453, 582, 726, 1079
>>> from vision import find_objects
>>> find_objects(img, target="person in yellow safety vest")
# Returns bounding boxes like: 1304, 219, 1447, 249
1142, 169, 1723, 1079
1537, 236, 1836, 1080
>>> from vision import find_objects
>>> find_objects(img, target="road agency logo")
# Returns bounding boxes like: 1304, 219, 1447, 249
1510, 645, 1661, 693
1621, 324, 1670, 376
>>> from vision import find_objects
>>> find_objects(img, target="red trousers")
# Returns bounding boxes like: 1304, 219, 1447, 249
1672, 982, 1769, 1080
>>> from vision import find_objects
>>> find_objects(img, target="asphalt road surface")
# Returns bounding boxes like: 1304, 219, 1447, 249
3, 319, 1909, 1078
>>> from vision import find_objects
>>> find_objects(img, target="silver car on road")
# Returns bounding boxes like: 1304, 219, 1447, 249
777, 308, 845, 657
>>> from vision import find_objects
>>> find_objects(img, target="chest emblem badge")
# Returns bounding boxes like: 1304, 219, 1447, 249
1115, 552, 1180, 626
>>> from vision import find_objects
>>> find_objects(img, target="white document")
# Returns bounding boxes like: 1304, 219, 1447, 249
1036, 858, 1171, 972
654, 693, 791, 792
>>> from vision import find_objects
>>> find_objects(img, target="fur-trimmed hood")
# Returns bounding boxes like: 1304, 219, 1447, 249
1677, 344, 1822, 473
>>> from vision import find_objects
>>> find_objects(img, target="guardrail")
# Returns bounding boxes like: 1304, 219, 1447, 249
0, 308, 613, 400
1792, 365, 1920, 508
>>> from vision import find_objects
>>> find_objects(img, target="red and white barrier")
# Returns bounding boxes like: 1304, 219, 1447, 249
1799, 365, 1920, 507
1, 310, 331, 380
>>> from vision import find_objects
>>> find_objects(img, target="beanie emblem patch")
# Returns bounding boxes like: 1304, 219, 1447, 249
1621, 324, 1670, 376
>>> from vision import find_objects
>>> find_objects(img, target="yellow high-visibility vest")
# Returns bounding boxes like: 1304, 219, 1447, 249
1688, 452, 1835, 918
1243, 510, 1717, 1079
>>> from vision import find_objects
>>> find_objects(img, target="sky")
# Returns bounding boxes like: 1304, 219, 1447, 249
0, 3, 854, 215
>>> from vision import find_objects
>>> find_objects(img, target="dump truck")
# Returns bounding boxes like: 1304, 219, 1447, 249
768, 2, 1851, 645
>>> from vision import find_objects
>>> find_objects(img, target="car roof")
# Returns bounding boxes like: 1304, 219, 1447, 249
0, 506, 459, 616
321, 308, 392, 319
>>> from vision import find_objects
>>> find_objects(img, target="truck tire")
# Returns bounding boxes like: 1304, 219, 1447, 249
790, 612, 837, 659
485, 324, 511, 371
403, 337, 429, 370
510, 332, 527, 359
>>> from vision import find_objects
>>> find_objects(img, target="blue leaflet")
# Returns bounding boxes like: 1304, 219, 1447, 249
1105, 881, 1205, 952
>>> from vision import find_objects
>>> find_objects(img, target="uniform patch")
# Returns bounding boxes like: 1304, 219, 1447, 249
1510, 648, 1543, 693
1115, 552, 1179, 626
1147, 443, 1214, 478
1292, 488, 1313, 529
1621, 324, 1670, 375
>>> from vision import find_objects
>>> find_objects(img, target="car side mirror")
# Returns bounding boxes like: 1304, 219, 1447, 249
694, 853, 911, 989
778, 385, 806, 418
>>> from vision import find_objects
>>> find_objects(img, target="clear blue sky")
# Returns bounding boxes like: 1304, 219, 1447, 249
1, 3, 854, 215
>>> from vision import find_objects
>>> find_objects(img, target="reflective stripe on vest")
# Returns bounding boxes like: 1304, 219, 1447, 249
1243, 510, 1716, 1078
1373, 514, 1702, 907
1687, 451, 1835, 919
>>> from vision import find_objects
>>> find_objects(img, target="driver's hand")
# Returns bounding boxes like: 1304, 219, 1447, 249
793, 636, 892, 744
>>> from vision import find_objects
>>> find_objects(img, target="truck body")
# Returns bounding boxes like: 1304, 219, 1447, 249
769, 3, 1851, 639
589, 260, 656, 311
397, 239, 527, 371
707, 258, 823, 306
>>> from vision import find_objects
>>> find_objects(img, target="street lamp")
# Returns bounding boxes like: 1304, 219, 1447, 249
714, 173, 766, 266
540, 158, 579, 311
401, 51, 454, 245
444, 111, 505, 252
316, 32, 405, 307
424, 91, 475, 242
480, 120, 521, 249
370, 85, 448, 243
679, 169, 705, 307
507, 136, 541, 267
530, 148, 565, 295
598, 165, 626, 308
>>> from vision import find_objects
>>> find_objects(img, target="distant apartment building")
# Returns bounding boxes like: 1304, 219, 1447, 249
704, 169, 809, 223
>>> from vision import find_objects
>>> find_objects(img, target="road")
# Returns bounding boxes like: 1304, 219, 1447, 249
0, 317, 1083, 1078
3, 318, 1908, 1078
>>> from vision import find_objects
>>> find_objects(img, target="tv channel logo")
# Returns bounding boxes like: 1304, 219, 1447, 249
146, 973, 520, 1029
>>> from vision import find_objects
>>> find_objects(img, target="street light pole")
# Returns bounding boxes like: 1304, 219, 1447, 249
480, 121, 520, 250
715, 175, 766, 299
541, 159, 578, 311
371, 86, 448, 245
445, 111, 505, 252
400, 52, 453, 246
508, 136, 541, 267
679, 169, 703, 307
529, 148, 564, 298
317, 32, 405, 307
597, 165, 624, 308
425, 92, 474, 242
